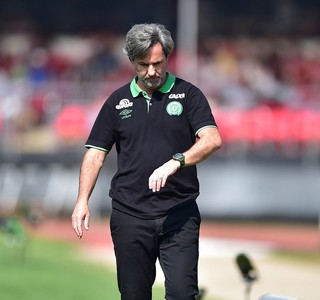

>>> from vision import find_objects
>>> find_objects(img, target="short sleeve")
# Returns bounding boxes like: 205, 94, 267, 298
186, 85, 217, 136
85, 99, 115, 152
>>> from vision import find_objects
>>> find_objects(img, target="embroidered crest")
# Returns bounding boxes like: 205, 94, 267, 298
166, 101, 183, 116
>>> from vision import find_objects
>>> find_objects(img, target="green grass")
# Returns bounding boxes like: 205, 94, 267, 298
273, 249, 320, 265
0, 234, 165, 300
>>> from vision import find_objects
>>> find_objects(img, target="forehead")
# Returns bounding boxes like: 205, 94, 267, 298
136, 43, 165, 62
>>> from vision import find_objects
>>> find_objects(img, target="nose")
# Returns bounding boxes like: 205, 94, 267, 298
147, 65, 156, 76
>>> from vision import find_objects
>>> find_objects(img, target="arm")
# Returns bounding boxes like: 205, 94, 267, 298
184, 126, 222, 167
71, 147, 107, 238
149, 127, 222, 192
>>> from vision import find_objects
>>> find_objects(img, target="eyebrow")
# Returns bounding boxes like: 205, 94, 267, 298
137, 59, 163, 66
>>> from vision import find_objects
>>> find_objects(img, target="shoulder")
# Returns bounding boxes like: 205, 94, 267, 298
101, 82, 132, 107
171, 77, 205, 104
173, 77, 202, 94
110, 82, 132, 98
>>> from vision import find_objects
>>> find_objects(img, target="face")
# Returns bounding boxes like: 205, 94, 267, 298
133, 42, 168, 93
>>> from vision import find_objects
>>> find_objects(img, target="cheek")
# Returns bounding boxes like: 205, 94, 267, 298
157, 66, 166, 76
158, 62, 168, 74
135, 70, 145, 80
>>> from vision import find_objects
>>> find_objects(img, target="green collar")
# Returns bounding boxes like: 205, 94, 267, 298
130, 72, 175, 98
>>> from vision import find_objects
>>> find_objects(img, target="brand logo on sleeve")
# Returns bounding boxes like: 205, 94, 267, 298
166, 101, 183, 116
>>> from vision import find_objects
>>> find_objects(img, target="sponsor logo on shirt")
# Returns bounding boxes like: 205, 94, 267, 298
116, 99, 133, 119
168, 93, 185, 99
166, 101, 183, 116
116, 99, 133, 109
119, 109, 132, 119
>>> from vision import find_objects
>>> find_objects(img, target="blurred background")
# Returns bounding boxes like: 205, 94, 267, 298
0, 0, 320, 221
1, 1, 320, 300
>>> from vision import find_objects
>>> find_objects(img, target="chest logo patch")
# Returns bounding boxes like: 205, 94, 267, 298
119, 109, 132, 119
116, 99, 133, 109
166, 101, 183, 116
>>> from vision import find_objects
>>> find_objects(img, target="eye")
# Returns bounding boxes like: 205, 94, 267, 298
139, 63, 148, 68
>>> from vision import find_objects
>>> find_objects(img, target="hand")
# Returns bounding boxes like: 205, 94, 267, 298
71, 201, 90, 239
148, 159, 180, 192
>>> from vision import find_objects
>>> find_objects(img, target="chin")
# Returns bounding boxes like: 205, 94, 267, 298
145, 79, 162, 89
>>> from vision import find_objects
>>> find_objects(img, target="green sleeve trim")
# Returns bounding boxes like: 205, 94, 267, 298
195, 125, 217, 137
85, 145, 110, 153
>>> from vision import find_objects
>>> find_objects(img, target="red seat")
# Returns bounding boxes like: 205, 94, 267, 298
53, 104, 89, 140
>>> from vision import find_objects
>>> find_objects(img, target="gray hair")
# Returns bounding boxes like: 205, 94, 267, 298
123, 23, 175, 62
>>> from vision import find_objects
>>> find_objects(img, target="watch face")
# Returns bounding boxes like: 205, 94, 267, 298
173, 153, 185, 167
173, 153, 184, 160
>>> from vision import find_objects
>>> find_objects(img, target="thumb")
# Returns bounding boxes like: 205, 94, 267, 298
84, 214, 90, 231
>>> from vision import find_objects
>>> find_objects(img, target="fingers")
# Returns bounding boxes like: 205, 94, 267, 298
149, 159, 180, 192
148, 173, 168, 192
72, 214, 83, 239
71, 204, 90, 239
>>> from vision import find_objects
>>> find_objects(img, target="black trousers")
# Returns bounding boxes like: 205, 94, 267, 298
110, 201, 201, 300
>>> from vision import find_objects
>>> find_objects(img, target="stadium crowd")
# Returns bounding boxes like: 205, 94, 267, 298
0, 30, 320, 157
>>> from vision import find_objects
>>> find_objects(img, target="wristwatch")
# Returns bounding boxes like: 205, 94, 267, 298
172, 153, 185, 168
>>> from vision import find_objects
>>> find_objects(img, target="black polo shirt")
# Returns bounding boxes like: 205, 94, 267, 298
85, 72, 217, 219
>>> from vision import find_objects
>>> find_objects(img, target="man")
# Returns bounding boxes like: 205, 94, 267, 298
72, 23, 222, 300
